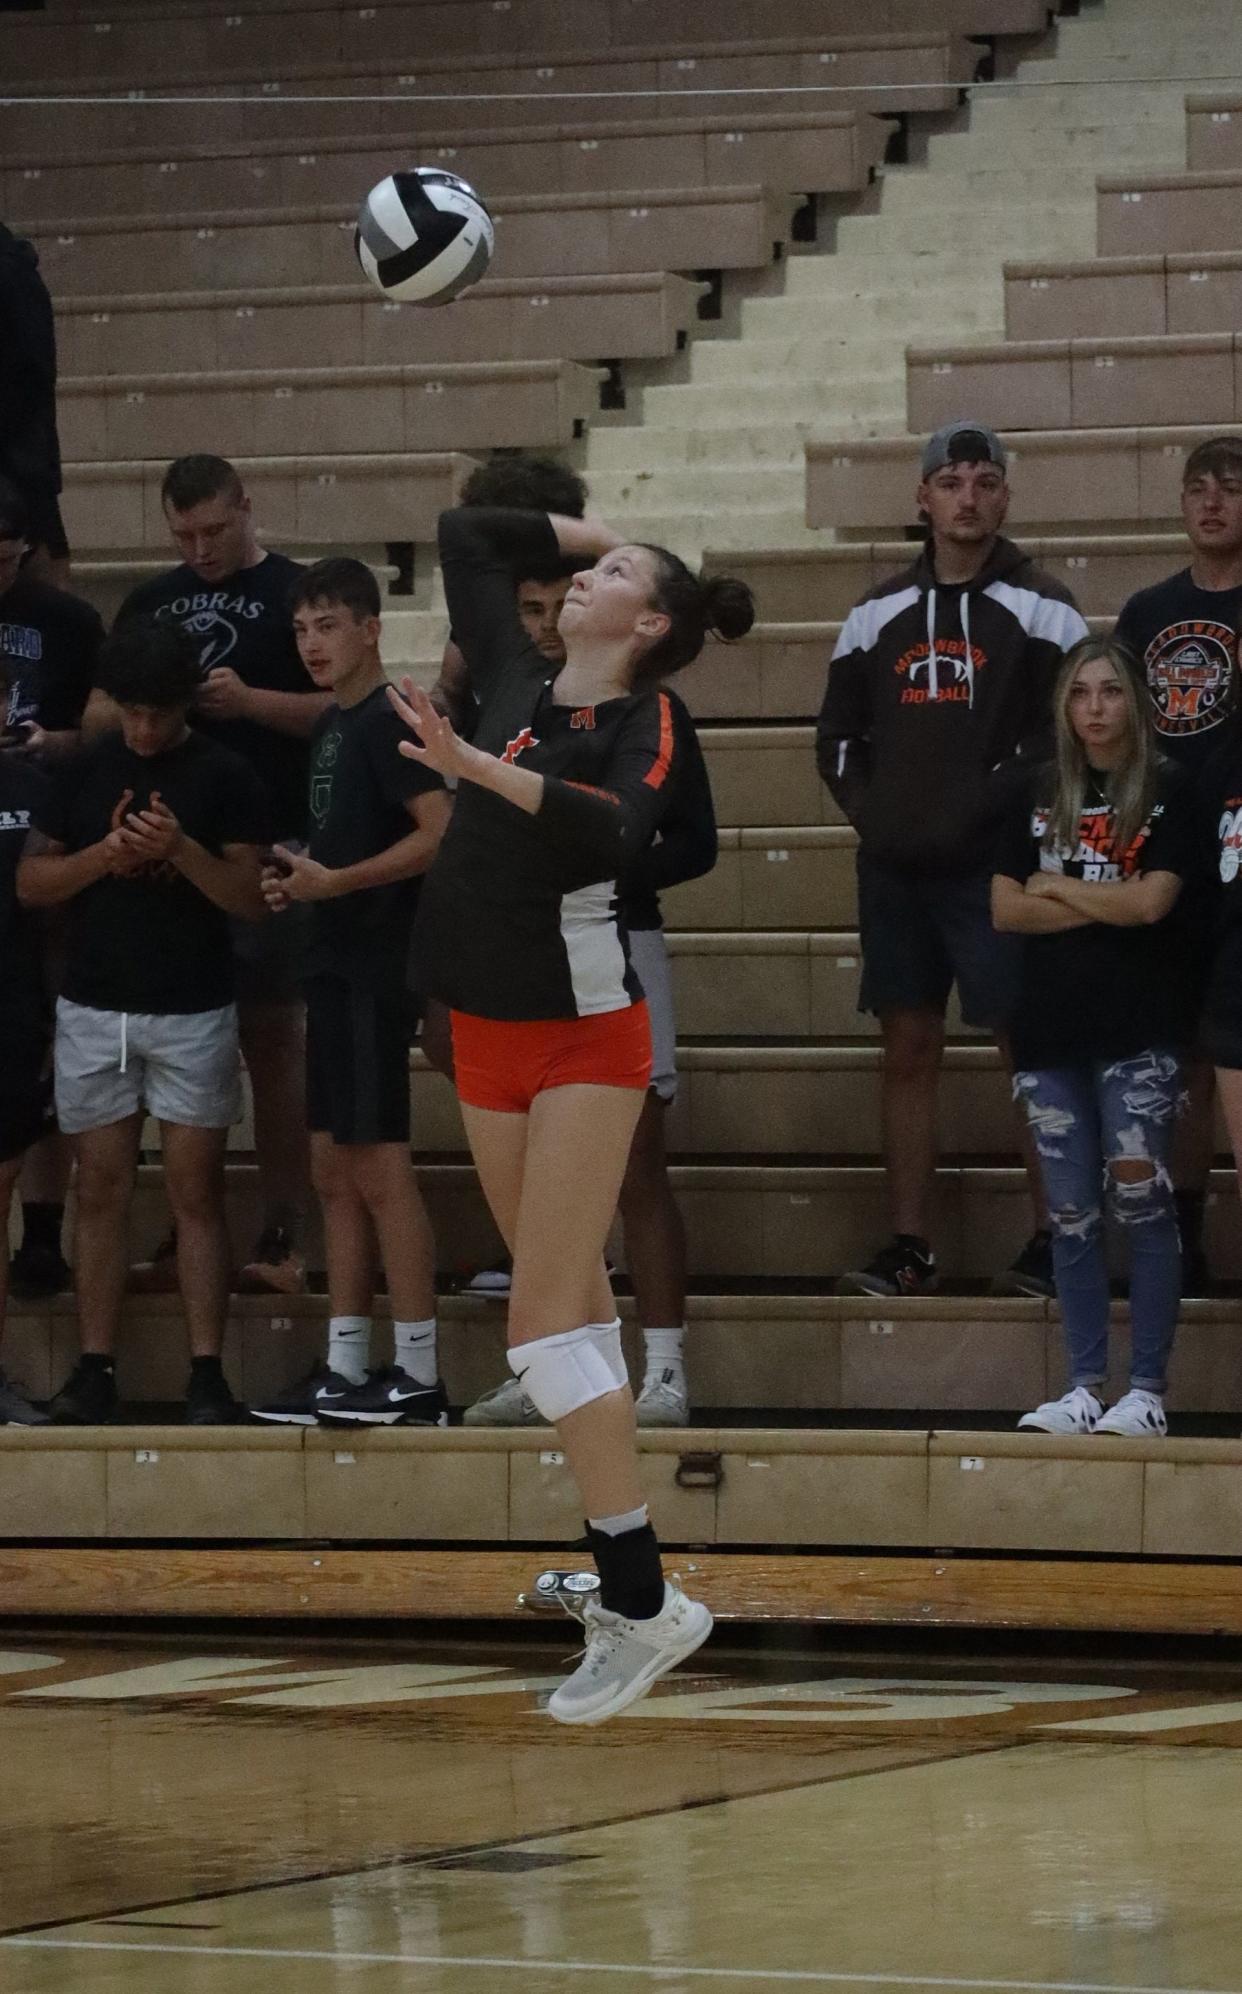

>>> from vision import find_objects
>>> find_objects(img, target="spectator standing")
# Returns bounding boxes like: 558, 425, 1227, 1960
249, 560, 450, 1426
0, 473, 102, 1298
1115, 435, 1242, 1292
993, 639, 1194, 1437
18, 621, 270, 1425
93, 454, 328, 1295
0, 222, 66, 584
817, 420, 1088, 1299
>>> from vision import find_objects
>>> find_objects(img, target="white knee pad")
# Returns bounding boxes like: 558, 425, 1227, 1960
509, 1318, 627, 1423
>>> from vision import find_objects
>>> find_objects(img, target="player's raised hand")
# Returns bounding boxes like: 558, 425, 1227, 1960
388, 676, 472, 779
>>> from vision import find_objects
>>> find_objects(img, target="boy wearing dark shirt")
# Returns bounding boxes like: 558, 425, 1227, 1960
251, 560, 451, 1429
1115, 434, 1242, 1291
0, 737, 54, 1423
18, 621, 270, 1425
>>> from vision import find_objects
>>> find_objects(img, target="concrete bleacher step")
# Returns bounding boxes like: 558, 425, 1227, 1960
12, 1414, 1242, 1560
55, 274, 708, 378
661, 824, 854, 930
906, 332, 1242, 437
57, 359, 604, 464
805, 425, 1232, 533
1004, 252, 1242, 341
23, 184, 798, 294
702, 536, 1183, 622
122, 1159, 1242, 1289
61, 450, 476, 555
3, 108, 886, 223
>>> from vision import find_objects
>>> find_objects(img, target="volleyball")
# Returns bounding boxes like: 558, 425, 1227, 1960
353, 167, 494, 307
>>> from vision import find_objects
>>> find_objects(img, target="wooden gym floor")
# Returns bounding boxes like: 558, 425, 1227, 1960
4, 1629, 1242, 1990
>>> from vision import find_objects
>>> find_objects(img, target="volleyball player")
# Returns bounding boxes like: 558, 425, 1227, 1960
390, 504, 753, 1723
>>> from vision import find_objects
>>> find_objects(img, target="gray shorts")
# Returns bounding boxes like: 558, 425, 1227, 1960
55, 998, 243, 1134
628, 926, 678, 1104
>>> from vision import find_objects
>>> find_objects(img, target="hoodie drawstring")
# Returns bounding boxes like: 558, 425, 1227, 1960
925, 586, 976, 709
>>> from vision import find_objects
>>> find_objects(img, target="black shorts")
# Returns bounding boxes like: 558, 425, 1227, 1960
0, 1033, 53, 1165
305, 975, 415, 1147
857, 851, 1020, 1030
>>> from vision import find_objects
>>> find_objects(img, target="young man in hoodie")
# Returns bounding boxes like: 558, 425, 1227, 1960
817, 421, 1089, 1298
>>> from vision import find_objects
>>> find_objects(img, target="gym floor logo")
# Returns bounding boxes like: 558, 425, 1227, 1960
1146, 620, 1236, 734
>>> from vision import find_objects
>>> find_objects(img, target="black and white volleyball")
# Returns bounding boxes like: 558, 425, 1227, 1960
354, 167, 494, 306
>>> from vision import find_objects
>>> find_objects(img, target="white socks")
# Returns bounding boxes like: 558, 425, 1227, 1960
590, 1503, 650, 1537
642, 1325, 686, 1393
328, 1315, 370, 1386
394, 1317, 438, 1388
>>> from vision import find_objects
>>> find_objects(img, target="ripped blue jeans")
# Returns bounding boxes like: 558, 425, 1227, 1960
1013, 1051, 1183, 1395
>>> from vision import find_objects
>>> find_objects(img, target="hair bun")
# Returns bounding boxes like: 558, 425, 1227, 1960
701, 574, 755, 642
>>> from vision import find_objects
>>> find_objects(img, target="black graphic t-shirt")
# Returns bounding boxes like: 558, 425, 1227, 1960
304, 685, 445, 987
994, 762, 1196, 1068
37, 731, 271, 1015
115, 553, 311, 835
1115, 570, 1242, 772
1, 572, 102, 744
0, 758, 50, 1039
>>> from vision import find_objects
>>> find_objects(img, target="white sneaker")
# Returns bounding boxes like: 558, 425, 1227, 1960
1095, 1389, 1167, 1437
461, 1376, 547, 1427
1018, 1386, 1103, 1434
546, 1581, 713, 1726
635, 1370, 689, 1428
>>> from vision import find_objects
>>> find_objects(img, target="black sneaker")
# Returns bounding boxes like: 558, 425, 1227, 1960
315, 1365, 449, 1427
48, 1360, 117, 1425
185, 1365, 243, 1427
249, 1362, 359, 1426
9, 1239, 72, 1301
992, 1228, 1055, 1299
839, 1236, 938, 1298
0, 1368, 50, 1426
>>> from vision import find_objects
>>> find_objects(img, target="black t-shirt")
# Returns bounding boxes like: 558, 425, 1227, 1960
37, 731, 271, 1015
1202, 754, 1242, 1026
994, 762, 1195, 1068
304, 684, 445, 986
115, 553, 311, 835
1116, 569, 1242, 774
0, 758, 50, 1039
1, 572, 101, 742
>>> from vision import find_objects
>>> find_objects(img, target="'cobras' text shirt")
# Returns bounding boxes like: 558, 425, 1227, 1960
1, 572, 101, 742
1115, 569, 1242, 773
994, 762, 1195, 1069
115, 552, 312, 834
413, 508, 685, 1020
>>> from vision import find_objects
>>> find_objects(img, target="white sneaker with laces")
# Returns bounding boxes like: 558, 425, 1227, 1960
461, 1376, 546, 1427
1095, 1389, 1167, 1437
634, 1370, 689, 1428
546, 1581, 713, 1726
1017, 1386, 1103, 1435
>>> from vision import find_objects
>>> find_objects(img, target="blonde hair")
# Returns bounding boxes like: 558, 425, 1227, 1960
1042, 637, 1156, 862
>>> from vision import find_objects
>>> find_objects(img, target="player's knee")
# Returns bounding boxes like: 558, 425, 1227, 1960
508, 1318, 627, 1423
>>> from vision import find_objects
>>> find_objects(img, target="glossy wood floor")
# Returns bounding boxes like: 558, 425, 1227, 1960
4, 1628, 1242, 1991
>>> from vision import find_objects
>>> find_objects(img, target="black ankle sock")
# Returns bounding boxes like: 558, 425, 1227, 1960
22, 1202, 64, 1254
1174, 1189, 1206, 1254
79, 1353, 114, 1375
588, 1520, 665, 1621
190, 1355, 224, 1378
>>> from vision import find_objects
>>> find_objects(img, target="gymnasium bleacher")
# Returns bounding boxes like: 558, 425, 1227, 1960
8, 0, 1242, 1632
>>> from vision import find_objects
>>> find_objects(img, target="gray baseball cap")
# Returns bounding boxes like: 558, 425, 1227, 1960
921, 420, 1008, 479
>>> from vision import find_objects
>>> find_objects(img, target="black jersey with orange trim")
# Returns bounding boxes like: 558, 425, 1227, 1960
411, 508, 687, 1021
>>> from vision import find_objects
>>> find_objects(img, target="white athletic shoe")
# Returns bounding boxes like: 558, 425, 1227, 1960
1017, 1386, 1103, 1435
634, 1370, 690, 1428
547, 1581, 713, 1726
1095, 1389, 1167, 1438
461, 1376, 547, 1427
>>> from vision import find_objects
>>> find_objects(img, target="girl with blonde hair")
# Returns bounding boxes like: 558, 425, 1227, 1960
992, 637, 1198, 1437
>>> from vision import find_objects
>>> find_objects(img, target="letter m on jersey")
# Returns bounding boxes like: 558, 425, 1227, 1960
500, 727, 539, 765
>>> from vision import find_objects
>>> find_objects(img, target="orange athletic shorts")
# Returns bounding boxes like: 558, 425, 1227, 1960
450, 1002, 653, 1114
